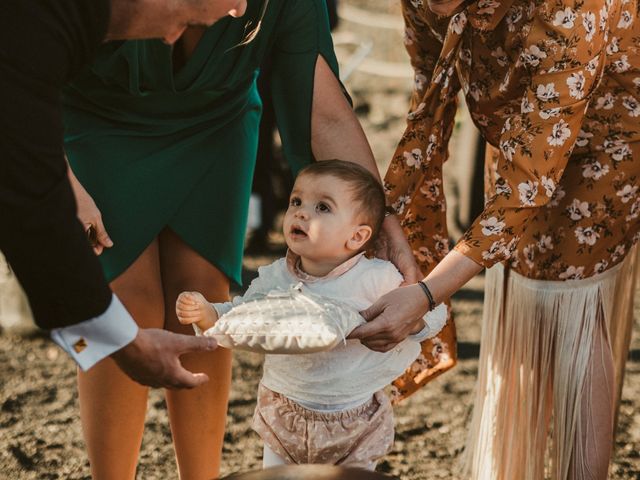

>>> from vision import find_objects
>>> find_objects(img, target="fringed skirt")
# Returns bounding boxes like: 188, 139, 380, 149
463, 246, 638, 480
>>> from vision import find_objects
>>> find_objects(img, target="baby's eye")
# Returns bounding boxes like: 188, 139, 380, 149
289, 197, 301, 207
316, 202, 331, 213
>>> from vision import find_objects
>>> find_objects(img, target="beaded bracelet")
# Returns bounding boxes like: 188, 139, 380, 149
417, 280, 436, 311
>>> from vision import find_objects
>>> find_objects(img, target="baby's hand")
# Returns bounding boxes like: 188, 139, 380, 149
176, 291, 218, 332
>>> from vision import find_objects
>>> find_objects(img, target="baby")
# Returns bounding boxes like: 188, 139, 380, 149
176, 160, 444, 470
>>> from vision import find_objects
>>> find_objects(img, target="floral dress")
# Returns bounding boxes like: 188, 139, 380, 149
386, 0, 640, 281
386, 0, 640, 400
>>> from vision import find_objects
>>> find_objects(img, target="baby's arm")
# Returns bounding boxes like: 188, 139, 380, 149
176, 259, 283, 334
176, 291, 219, 332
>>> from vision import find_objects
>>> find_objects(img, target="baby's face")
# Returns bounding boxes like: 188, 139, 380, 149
283, 174, 364, 263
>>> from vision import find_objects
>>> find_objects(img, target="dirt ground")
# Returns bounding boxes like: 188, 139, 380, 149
1, 269, 639, 479
1, 2, 639, 479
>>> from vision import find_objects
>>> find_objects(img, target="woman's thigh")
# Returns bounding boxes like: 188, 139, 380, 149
110, 238, 165, 328
157, 228, 232, 478
157, 227, 230, 332
78, 239, 165, 479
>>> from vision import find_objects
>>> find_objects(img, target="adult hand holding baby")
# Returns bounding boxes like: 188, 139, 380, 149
352, 251, 483, 352
351, 212, 430, 353
349, 283, 430, 352
375, 214, 423, 285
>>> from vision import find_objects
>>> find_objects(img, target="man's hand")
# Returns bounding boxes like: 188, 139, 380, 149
111, 328, 218, 389
349, 284, 430, 352
376, 215, 422, 285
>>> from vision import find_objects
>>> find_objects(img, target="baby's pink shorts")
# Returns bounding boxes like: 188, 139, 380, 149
252, 383, 395, 470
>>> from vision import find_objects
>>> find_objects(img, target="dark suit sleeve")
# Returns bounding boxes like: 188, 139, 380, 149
0, 0, 112, 329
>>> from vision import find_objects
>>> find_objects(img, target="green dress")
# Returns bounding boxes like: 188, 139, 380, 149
62, 0, 341, 285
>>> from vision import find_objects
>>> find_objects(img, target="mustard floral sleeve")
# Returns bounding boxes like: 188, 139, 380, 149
384, 1, 461, 272
401, 5, 453, 122
455, 0, 609, 267
385, 2, 463, 402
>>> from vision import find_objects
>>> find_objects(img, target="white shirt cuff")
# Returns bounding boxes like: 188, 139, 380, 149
213, 301, 233, 317
409, 303, 448, 342
50, 294, 138, 371
192, 324, 204, 336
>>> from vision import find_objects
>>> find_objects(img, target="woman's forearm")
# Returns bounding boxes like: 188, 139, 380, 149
309, 55, 484, 299
423, 250, 484, 304
309, 55, 423, 284
310, 56, 380, 180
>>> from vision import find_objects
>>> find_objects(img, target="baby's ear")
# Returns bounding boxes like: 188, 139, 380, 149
347, 224, 373, 251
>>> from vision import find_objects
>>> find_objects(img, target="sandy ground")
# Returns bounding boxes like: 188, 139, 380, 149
1, 2, 639, 478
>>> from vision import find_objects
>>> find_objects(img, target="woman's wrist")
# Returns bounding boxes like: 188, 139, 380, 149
417, 279, 436, 311
422, 250, 484, 304
412, 283, 432, 315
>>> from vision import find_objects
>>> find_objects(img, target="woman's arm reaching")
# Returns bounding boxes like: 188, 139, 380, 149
310, 56, 423, 284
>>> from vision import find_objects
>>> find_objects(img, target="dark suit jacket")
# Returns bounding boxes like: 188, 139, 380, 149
0, 0, 113, 329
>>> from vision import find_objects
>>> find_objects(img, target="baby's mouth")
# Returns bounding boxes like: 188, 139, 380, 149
290, 225, 308, 237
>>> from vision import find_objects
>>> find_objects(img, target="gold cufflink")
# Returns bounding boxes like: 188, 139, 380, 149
73, 338, 87, 353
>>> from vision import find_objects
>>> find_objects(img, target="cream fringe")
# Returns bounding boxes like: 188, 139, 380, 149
462, 245, 638, 480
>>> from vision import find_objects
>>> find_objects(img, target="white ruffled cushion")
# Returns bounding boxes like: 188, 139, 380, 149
203, 285, 365, 354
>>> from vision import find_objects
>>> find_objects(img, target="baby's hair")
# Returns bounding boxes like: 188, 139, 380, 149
298, 160, 386, 241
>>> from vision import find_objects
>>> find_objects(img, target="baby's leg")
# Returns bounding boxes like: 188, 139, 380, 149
263, 444, 287, 468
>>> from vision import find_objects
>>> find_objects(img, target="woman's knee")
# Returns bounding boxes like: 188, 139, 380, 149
110, 277, 165, 328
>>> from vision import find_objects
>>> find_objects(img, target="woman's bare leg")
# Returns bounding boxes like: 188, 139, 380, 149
569, 319, 615, 480
78, 240, 164, 480
159, 228, 233, 479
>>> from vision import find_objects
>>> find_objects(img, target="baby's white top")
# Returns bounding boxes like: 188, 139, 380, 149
213, 254, 444, 410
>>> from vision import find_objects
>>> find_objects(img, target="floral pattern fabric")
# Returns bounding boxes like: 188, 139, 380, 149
385, 0, 640, 281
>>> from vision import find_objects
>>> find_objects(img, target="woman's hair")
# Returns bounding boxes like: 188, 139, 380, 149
237, 0, 270, 46
298, 160, 386, 241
